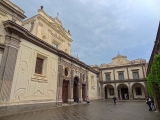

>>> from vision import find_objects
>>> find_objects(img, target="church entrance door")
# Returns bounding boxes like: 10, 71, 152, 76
73, 77, 79, 102
62, 80, 69, 103
82, 84, 86, 101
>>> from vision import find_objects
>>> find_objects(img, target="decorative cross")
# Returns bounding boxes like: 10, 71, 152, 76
118, 51, 119, 54
57, 12, 59, 18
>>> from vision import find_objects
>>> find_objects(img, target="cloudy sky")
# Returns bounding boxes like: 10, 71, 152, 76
11, 0, 160, 65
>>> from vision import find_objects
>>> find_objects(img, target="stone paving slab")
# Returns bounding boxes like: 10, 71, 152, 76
0, 100, 160, 120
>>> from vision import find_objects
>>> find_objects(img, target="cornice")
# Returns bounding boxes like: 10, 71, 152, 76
0, 0, 26, 20
100, 63, 147, 70
3, 20, 59, 55
100, 78, 146, 84
3, 20, 99, 74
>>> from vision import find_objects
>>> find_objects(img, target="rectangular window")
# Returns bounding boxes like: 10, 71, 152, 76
109, 88, 114, 95
118, 72, 124, 80
106, 73, 111, 81
135, 87, 142, 95
35, 57, 43, 74
133, 71, 139, 79
52, 42, 58, 48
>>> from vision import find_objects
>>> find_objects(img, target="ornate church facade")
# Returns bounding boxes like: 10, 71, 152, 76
0, 0, 148, 115
0, 0, 99, 108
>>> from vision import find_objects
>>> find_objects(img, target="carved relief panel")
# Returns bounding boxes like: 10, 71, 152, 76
14, 45, 31, 100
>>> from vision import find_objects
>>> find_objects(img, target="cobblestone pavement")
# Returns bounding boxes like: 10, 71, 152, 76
0, 100, 160, 120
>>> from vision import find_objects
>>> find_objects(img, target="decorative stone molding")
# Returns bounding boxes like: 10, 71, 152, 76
5, 35, 21, 49
0, 0, 26, 20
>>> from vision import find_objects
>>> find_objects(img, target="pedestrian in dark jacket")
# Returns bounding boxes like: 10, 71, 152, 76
113, 96, 117, 105
146, 97, 152, 111
76, 97, 79, 103
150, 97, 156, 110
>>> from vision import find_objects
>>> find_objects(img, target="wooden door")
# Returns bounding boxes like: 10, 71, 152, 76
62, 80, 69, 103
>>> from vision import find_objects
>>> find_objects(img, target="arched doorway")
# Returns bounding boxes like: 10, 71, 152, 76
117, 84, 129, 100
82, 84, 86, 101
104, 84, 114, 99
73, 77, 79, 102
62, 80, 69, 103
132, 83, 145, 100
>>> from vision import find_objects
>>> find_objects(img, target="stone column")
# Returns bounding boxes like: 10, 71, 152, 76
127, 67, 129, 79
113, 69, 115, 80
68, 81, 74, 104
142, 66, 145, 79
57, 64, 63, 106
128, 83, 133, 100
79, 73, 82, 103
86, 72, 89, 97
68, 69, 74, 104
114, 84, 118, 99
101, 83, 104, 99
0, 34, 21, 101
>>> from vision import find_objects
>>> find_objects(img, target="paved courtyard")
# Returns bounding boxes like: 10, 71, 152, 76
0, 100, 160, 120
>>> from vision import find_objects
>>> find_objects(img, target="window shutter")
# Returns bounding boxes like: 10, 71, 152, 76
35, 57, 43, 74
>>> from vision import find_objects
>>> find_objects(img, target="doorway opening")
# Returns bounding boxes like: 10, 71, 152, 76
73, 77, 79, 102
82, 84, 86, 101
62, 80, 69, 103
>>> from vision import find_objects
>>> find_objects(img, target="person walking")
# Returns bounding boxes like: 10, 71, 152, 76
113, 96, 117, 105
86, 96, 90, 104
150, 96, 156, 110
146, 97, 152, 111
76, 97, 79, 104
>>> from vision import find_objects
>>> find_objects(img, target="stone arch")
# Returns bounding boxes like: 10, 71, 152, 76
103, 83, 114, 89
131, 82, 146, 100
73, 76, 79, 102
104, 84, 115, 99
116, 83, 129, 89
131, 82, 145, 89
117, 83, 129, 100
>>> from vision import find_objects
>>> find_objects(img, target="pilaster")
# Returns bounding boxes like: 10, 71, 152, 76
114, 84, 118, 98
128, 83, 133, 100
79, 73, 82, 103
57, 64, 63, 106
0, 34, 21, 101
68, 69, 74, 104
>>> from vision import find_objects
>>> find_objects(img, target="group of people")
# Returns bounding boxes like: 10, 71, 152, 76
146, 96, 156, 111
76, 96, 90, 104
76, 96, 157, 110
